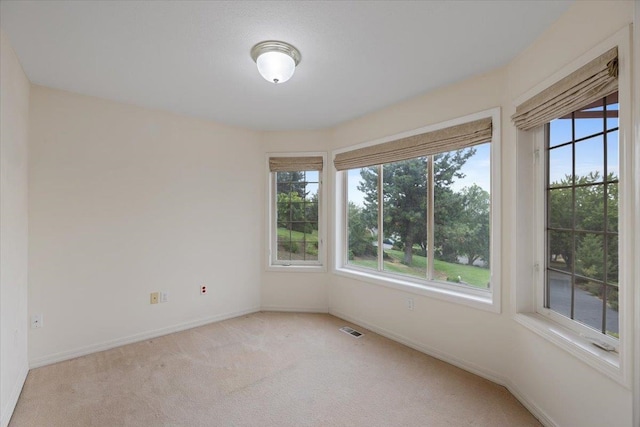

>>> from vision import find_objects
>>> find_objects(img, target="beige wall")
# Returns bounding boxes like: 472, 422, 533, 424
324, 1, 635, 427
503, 2, 634, 426
260, 130, 331, 312
27, 86, 263, 365
2, 1, 637, 426
0, 30, 30, 427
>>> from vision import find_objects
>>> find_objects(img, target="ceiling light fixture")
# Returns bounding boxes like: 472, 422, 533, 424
250, 40, 301, 84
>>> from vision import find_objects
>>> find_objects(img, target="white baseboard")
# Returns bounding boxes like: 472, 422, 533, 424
329, 309, 557, 427
260, 305, 329, 313
504, 380, 558, 427
29, 307, 261, 368
1, 363, 28, 427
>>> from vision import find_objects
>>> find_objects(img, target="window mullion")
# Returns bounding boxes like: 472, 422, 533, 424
377, 164, 384, 271
427, 156, 435, 280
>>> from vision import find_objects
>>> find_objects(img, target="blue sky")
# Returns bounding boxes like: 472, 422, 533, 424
548, 104, 619, 184
347, 143, 491, 207
347, 104, 619, 207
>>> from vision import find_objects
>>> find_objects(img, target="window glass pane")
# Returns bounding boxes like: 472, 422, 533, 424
575, 135, 603, 183
382, 158, 428, 279
347, 167, 378, 270
305, 171, 319, 182
574, 280, 604, 332
606, 111, 619, 131
304, 242, 319, 261
288, 241, 305, 260
277, 228, 293, 261
275, 170, 319, 263
575, 233, 604, 281
575, 185, 604, 231
548, 144, 572, 187
606, 92, 619, 130
547, 271, 572, 318
575, 101, 604, 140
434, 146, 490, 288
548, 230, 571, 273
549, 118, 572, 147
607, 234, 618, 284
276, 181, 290, 195
548, 187, 572, 229
606, 183, 618, 232
605, 285, 619, 337
305, 183, 319, 199
606, 130, 619, 180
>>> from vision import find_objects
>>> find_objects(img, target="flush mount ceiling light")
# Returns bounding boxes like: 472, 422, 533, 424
250, 40, 301, 84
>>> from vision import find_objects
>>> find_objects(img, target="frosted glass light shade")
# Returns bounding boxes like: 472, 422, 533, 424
256, 51, 296, 84
251, 41, 301, 84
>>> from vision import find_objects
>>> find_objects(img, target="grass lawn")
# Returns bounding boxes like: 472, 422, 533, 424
277, 228, 318, 243
349, 249, 490, 288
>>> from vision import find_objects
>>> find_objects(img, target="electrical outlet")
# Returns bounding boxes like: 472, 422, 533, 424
406, 297, 414, 311
150, 292, 159, 304
31, 314, 43, 329
160, 291, 168, 303
200, 285, 207, 295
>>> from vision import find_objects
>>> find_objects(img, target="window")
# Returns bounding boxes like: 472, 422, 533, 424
543, 93, 619, 340
346, 145, 491, 288
512, 28, 633, 384
334, 111, 500, 309
268, 155, 325, 268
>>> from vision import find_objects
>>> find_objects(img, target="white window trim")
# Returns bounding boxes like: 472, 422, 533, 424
333, 108, 501, 313
266, 152, 327, 272
511, 25, 634, 388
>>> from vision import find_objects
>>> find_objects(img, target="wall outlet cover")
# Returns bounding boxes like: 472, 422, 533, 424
31, 314, 43, 328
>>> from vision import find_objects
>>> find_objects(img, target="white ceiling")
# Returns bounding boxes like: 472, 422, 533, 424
1, 1, 573, 131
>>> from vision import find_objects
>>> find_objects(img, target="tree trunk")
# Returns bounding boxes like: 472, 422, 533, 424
403, 237, 413, 266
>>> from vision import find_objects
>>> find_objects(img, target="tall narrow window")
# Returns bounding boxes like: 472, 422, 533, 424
545, 92, 619, 338
269, 155, 324, 267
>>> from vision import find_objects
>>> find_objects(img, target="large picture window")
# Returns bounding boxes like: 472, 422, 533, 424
346, 144, 491, 288
335, 113, 498, 305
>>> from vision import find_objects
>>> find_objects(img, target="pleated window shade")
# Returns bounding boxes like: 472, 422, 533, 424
512, 47, 618, 131
269, 156, 323, 172
333, 117, 492, 171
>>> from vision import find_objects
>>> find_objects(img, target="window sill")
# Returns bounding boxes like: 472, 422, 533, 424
266, 264, 327, 273
513, 312, 629, 388
334, 266, 499, 313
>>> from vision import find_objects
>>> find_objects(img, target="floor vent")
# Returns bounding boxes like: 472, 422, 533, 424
340, 326, 364, 338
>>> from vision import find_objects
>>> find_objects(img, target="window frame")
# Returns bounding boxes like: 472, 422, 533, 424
266, 152, 327, 272
333, 108, 501, 313
512, 25, 634, 387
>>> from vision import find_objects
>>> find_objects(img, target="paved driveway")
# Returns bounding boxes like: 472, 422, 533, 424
548, 270, 618, 334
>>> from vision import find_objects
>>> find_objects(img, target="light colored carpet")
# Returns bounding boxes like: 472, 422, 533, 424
10, 312, 541, 426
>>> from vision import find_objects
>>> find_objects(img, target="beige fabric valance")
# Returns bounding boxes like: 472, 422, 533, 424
333, 117, 492, 171
512, 47, 618, 131
269, 156, 323, 172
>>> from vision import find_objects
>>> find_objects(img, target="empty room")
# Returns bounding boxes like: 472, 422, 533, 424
1, 1, 639, 426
